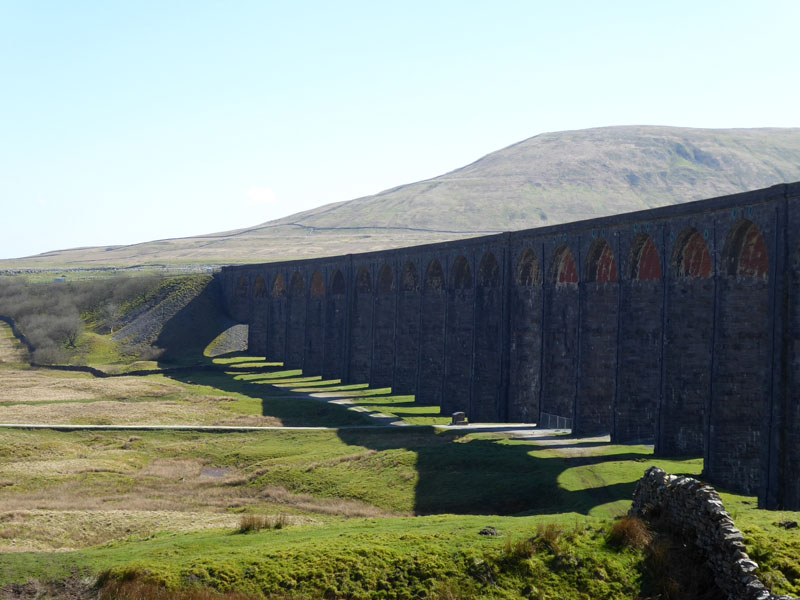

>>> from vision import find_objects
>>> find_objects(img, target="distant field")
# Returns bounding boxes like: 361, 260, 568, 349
0, 358, 384, 428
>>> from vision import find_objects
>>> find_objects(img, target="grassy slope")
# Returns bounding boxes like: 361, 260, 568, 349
286, 126, 800, 231
0, 427, 691, 598
2, 426, 800, 598
5, 515, 645, 600
5, 126, 800, 268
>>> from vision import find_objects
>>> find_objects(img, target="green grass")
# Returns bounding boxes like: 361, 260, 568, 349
1, 514, 645, 599
215, 358, 452, 426
2, 421, 664, 598
348, 395, 452, 425
171, 369, 376, 427
0, 428, 696, 518
2, 425, 800, 598
3, 320, 800, 598
71, 331, 130, 366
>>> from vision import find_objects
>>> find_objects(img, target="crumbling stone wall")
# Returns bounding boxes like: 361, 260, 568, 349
630, 467, 796, 600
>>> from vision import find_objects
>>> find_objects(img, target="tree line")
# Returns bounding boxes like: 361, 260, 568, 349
0, 275, 166, 364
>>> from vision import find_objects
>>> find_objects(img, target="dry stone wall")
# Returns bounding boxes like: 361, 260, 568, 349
631, 467, 796, 600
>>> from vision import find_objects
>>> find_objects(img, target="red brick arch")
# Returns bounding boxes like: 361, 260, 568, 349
356, 267, 372, 293
236, 275, 249, 297
289, 272, 305, 296
628, 234, 662, 281
586, 239, 618, 283
310, 271, 325, 297
516, 248, 542, 286
253, 275, 267, 298
400, 261, 419, 292
377, 264, 394, 293
672, 228, 712, 278
272, 274, 287, 298
451, 256, 473, 290
478, 252, 500, 288
723, 220, 769, 280
550, 244, 578, 285
424, 258, 444, 292
330, 270, 345, 296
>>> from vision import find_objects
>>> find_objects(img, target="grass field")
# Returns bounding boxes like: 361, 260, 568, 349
2, 425, 800, 598
2, 321, 800, 599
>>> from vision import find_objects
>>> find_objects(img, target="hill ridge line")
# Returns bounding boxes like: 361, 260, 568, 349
7, 125, 800, 267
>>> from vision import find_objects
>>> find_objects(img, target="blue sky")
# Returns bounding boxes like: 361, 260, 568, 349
1, 0, 798, 259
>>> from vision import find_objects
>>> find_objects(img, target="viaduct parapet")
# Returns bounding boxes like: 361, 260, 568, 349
217, 182, 800, 510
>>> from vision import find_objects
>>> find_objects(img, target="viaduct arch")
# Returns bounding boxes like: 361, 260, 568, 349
218, 182, 800, 510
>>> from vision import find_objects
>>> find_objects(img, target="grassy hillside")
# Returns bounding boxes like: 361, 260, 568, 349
282, 126, 800, 231
5, 126, 800, 268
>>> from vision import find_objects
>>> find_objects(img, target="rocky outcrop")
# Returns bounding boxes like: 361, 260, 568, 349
630, 467, 796, 600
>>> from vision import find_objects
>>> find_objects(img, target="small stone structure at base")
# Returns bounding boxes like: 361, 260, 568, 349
451, 412, 467, 425
630, 467, 796, 600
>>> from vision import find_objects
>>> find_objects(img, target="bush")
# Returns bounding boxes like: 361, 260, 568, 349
31, 345, 71, 365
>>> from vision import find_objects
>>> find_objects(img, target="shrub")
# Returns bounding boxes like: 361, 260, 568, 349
31, 345, 71, 365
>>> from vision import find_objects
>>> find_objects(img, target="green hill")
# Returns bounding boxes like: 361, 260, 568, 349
7, 125, 800, 268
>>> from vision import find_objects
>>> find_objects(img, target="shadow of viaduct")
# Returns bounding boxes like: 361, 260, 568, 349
207, 182, 800, 511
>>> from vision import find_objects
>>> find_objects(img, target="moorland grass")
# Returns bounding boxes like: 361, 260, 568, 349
4, 513, 644, 599
3, 322, 800, 598
2, 427, 800, 597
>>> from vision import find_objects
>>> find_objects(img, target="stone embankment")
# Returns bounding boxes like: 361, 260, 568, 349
630, 467, 796, 600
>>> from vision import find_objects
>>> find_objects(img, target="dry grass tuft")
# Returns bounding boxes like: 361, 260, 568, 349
182, 394, 238, 404
139, 459, 206, 480
0, 399, 236, 426
212, 414, 282, 427
503, 537, 537, 560
536, 521, 564, 554
237, 513, 289, 533
606, 515, 652, 550
0, 325, 29, 365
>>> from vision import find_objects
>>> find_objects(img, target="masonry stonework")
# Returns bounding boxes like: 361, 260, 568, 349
217, 182, 800, 510
630, 467, 796, 600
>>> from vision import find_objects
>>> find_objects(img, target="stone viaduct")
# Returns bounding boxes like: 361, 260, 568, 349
217, 182, 800, 511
